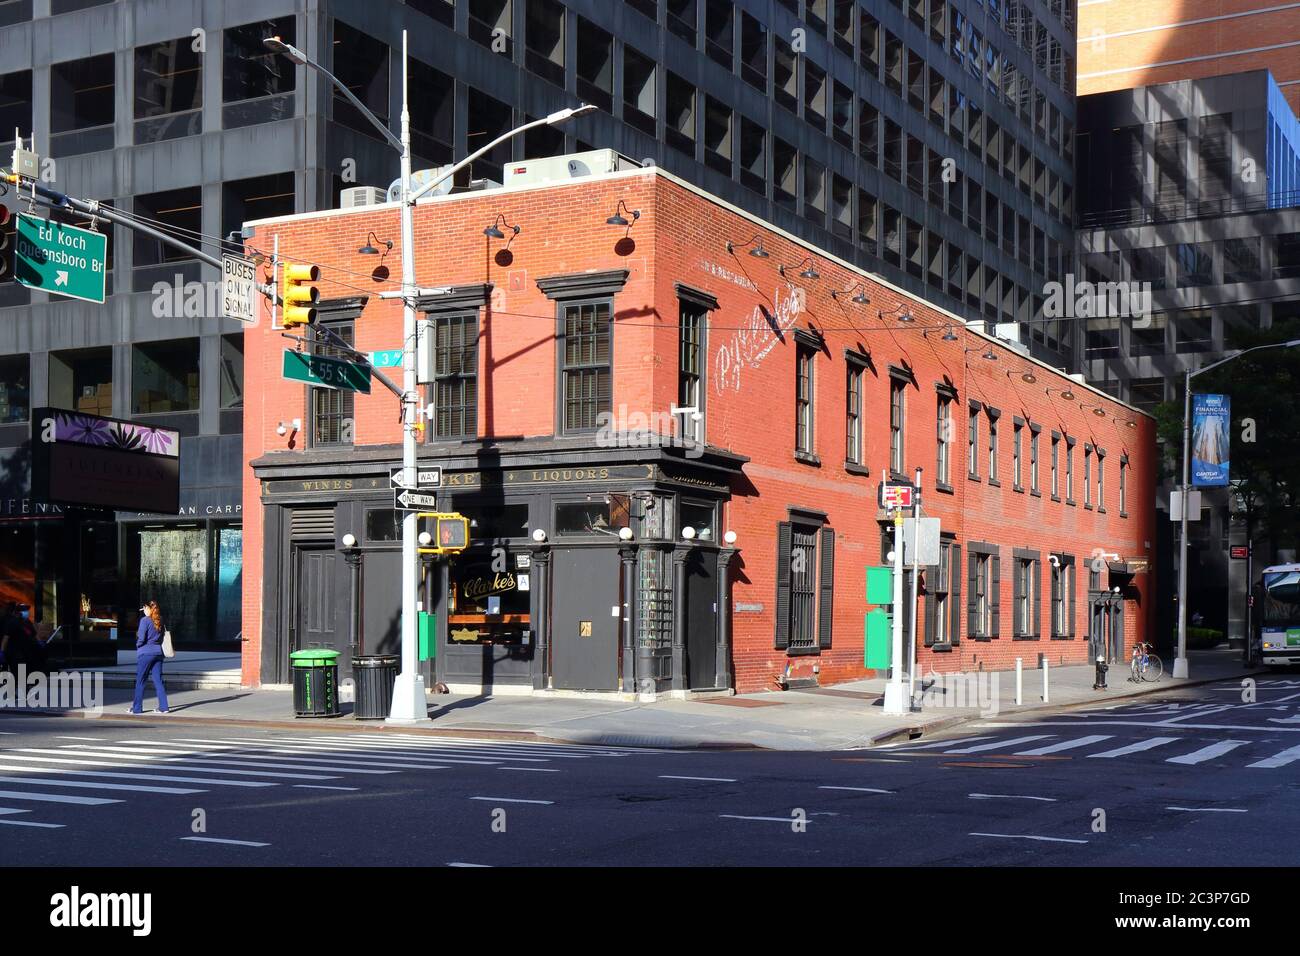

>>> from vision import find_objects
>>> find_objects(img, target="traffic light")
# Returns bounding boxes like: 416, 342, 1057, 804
282, 262, 320, 327
434, 514, 469, 553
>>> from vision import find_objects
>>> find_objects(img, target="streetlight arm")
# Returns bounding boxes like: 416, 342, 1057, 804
407, 104, 596, 204
1190, 339, 1300, 380
266, 37, 405, 154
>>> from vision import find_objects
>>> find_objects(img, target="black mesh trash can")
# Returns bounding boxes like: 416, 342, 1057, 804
290, 649, 342, 717
352, 655, 400, 719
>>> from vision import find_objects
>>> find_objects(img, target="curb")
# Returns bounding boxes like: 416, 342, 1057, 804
860, 668, 1262, 748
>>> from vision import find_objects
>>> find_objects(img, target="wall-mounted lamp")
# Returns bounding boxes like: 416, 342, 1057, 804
1115, 417, 1136, 429
726, 235, 769, 258
965, 347, 997, 362
1081, 403, 1109, 418
341, 533, 358, 549
922, 325, 960, 341
832, 283, 870, 305
1046, 384, 1077, 402
724, 530, 738, 546
682, 526, 697, 540
606, 200, 641, 228
879, 303, 915, 323
358, 232, 393, 256
531, 528, 547, 543
276, 418, 301, 437
1008, 368, 1038, 385
618, 527, 634, 542
778, 256, 821, 280
484, 214, 521, 240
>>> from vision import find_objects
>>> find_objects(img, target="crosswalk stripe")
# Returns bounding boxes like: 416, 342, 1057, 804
884, 735, 994, 751
944, 735, 1055, 754
250, 735, 583, 760
0, 789, 121, 806
1246, 744, 1300, 769
181, 836, 270, 848
13, 750, 343, 781
0, 775, 205, 795
346, 733, 652, 755
0, 807, 31, 815
158, 739, 503, 767
1166, 740, 1251, 765
1085, 737, 1180, 758
0, 820, 65, 828
1014, 735, 1113, 756
0, 761, 275, 788
50, 747, 398, 775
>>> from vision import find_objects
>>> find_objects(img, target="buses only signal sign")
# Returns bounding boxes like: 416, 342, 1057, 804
879, 483, 914, 510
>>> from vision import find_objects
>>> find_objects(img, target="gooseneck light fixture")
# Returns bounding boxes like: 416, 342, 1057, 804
831, 282, 870, 305
606, 200, 641, 228
1080, 402, 1109, 418
358, 232, 393, 256
1046, 383, 1077, 402
778, 256, 821, 280
726, 235, 770, 258
879, 303, 915, 323
484, 214, 521, 240
1008, 368, 1038, 385
964, 346, 997, 362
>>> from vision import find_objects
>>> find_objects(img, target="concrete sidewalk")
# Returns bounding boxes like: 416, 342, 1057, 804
7, 648, 1260, 750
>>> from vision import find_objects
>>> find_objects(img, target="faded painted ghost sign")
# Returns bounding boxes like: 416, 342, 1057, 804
713, 281, 806, 394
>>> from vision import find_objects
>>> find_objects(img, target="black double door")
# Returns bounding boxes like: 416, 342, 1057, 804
293, 544, 347, 677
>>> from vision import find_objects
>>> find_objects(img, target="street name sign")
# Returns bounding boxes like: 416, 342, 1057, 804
282, 350, 371, 393
370, 349, 403, 368
395, 490, 439, 510
222, 254, 257, 324
15, 213, 107, 304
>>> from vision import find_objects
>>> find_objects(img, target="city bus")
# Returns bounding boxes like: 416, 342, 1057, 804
1253, 563, 1300, 667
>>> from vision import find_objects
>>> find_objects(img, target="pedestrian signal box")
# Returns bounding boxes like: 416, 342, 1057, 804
418, 512, 469, 555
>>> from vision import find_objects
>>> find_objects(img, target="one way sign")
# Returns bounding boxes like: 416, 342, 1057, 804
395, 490, 438, 510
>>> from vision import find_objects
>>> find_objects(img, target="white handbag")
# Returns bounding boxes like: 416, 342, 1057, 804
161, 630, 175, 658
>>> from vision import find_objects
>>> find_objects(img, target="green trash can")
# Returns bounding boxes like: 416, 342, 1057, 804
290, 649, 342, 717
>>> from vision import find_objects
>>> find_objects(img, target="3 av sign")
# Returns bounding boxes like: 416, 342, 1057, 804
14, 213, 107, 304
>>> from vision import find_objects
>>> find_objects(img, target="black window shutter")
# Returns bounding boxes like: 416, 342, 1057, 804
775, 521, 793, 649
951, 544, 962, 646
990, 552, 1001, 638
1067, 561, 1076, 639
924, 567, 937, 648
818, 527, 836, 649
1013, 561, 1023, 636
1033, 559, 1042, 639
967, 549, 978, 638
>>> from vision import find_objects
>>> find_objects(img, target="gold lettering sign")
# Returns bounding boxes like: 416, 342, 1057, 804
579, 621, 592, 637
462, 572, 517, 601
450, 626, 481, 643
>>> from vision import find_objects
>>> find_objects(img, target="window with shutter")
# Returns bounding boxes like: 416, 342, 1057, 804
774, 521, 793, 649
990, 551, 1001, 637
818, 527, 835, 649
950, 544, 962, 645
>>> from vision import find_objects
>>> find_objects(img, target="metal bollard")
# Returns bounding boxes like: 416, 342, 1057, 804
1015, 657, 1023, 706
1042, 657, 1050, 703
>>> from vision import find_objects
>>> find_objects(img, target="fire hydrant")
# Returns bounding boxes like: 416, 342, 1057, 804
1093, 656, 1109, 691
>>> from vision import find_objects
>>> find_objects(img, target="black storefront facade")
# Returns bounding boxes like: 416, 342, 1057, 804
251, 440, 746, 696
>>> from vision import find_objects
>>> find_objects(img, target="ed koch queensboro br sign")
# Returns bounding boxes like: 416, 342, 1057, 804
14, 213, 108, 304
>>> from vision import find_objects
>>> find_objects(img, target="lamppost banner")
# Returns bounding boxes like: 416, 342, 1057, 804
1191, 393, 1230, 486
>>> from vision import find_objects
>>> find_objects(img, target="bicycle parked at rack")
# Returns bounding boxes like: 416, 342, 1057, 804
1129, 641, 1163, 682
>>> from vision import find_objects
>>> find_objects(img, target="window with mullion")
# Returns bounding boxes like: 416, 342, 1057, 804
311, 320, 354, 446
796, 346, 815, 455
936, 394, 951, 485
433, 313, 478, 440
846, 363, 863, 465
561, 299, 612, 432
889, 378, 905, 475
679, 303, 704, 444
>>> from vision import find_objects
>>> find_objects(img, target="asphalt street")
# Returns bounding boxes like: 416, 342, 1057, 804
1, 675, 1297, 866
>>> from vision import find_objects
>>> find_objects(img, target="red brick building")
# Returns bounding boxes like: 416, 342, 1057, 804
240, 163, 1156, 696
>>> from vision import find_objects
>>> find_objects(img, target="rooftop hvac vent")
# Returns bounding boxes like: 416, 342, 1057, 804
340, 186, 387, 209
504, 149, 640, 188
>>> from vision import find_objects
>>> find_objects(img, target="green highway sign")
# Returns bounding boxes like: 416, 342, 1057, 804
282, 350, 372, 394
14, 213, 108, 304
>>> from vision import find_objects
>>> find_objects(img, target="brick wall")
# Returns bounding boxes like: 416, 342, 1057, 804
242, 169, 1157, 692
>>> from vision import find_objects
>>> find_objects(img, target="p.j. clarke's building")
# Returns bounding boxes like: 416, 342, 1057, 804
240, 158, 1156, 696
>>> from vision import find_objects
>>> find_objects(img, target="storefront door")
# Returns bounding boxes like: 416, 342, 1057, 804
685, 549, 718, 688
550, 548, 619, 691
293, 545, 345, 669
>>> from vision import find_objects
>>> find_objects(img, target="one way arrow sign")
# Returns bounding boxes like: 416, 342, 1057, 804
395, 490, 438, 510
55, 270, 69, 287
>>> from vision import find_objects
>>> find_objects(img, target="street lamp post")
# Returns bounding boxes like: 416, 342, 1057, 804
265, 31, 593, 722
1175, 338, 1300, 680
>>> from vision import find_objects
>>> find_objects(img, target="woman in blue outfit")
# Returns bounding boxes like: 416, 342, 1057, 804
130, 600, 169, 715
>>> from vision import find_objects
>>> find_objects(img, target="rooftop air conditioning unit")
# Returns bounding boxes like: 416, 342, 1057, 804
340, 186, 387, 209
504, 149, 639, 188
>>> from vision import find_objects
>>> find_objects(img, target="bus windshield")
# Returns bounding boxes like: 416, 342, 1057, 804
1260, 568, 1300, 626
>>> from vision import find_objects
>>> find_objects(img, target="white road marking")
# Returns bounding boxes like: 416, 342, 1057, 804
1166, 740, 1251, 765
0, 807, 31, 815
447, 862, 491, 867
0, 789, 120, 806
1166, 806, 1247, 813
970, 832, 1087, 844
56, 736, 103, 741
293, 785, 360, 791
498, 767, 560, 772
180, 836, 270, 847
720, 814, 806, 823
1247, 744, 1300, 769
0, 756, 280, 786
818, 785, 893, 793
659, 775, 737, 782
0, 820, 64, 828
0, 775, 203, 795
885, 735, 994, 750
977, 719, 1300, 733
469, 796, 554, 805
50, 747, 398, 775
12, 750, 342, 781
1086, 737, 1181, 758
968, 793, 1058, 802
944, 735, 1055, 754
1014, 735, 1114, 756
